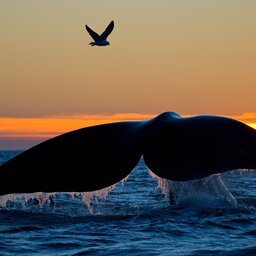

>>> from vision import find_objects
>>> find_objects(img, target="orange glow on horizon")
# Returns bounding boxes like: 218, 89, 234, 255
0, 113, 154, 139
0, 113, 255, 141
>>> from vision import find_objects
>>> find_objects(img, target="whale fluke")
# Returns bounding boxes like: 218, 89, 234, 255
0, 122, 143, 196
143, 112, 256, 181
0, 112, 256, 196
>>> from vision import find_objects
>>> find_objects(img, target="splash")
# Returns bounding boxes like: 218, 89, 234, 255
167, 175, 237, 207
0, 175, 130, 213
148, 169, 237, 208
148, 169, 170, 196
69, 183, 117, 213
0, 192, 56, 208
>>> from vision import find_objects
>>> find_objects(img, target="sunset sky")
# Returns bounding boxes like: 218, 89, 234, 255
1, 1, 256, 149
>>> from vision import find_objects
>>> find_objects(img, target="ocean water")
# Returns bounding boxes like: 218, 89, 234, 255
0, 151, 256, 256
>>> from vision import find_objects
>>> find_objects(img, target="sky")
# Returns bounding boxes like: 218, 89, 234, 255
0, 1, 256, 149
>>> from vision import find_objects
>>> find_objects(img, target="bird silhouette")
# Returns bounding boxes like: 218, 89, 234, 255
85, 21, 114, 46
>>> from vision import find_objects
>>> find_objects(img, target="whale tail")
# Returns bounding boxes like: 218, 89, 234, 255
0, 112, 256, 196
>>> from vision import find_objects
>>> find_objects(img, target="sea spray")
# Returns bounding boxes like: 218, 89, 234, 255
148, 168, 237, 208
148, 169, 170, 197
167, 175, 237, 207
0, 192, 57, 208
68, 183, 117, 213
0, 175, 130, 213
70, 174, 130, 212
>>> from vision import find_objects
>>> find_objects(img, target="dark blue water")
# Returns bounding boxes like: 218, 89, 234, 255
0, 151, 256, 256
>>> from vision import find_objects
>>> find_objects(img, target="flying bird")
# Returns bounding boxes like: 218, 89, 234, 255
85, 21, 114, 46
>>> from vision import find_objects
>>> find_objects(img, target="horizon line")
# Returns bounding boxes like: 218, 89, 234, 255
0, 112, 255, 150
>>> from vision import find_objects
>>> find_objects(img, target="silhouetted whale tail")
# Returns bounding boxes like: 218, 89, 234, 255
0, 112, 256, 197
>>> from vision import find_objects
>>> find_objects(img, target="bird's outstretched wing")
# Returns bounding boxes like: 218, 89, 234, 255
85, 25, 101, 41
100, 21, 114, 40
